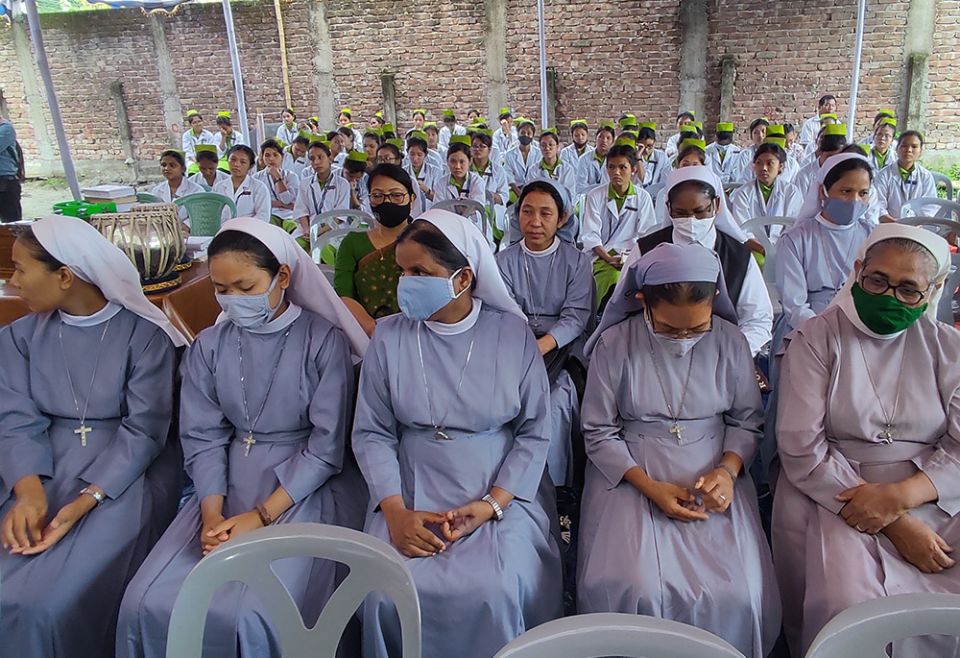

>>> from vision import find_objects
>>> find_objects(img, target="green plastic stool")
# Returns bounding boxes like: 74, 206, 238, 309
174, 193, 237, 237
137, 192, 161, 203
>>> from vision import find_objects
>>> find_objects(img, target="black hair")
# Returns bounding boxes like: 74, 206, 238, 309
783, 123, 796, 135
363, 132, 382, 145
637, 127, 657, 142
471, 132, 493, 148
307, 117, 319, 127
818, 94, 837, 108
397, 219, 470, 273
823, 157, 874, 189
642, 281, 717, 308
325, 130, 339, 142
443, 114, 456, 123
899, 130, 925, 147
842, 144, 869, 157
677, 144, 706, 164
676, 111, 696, 123
754, 143, 787, 164
819, 133, 847, 153
874, 121, 896, 136
259, 138, 284, 156
281, 108, 296, 118
539, 131, 560, 145
597, 125, 617, 139
406, 135, 428, 152
207, 230, 281, 277
873, 111, 890, 124
749, 118, 769, 133
343, 158, 367, 174
621, 130, 639, 141
226, 144, 256, 167
377, 143, 403, 161
15, 227, 64, 272
292, 135, 310, 147
412, 109, 426, 118
381, 129, 398, 140
338, 126, 355, 140
716, 130, 734, 141
308, 141, 331, 156
606, 144, 638, 166
518, 180, 565, 216
160, 149, 186, 168
667, 180, 717, 205
446, 142, 472, 161
680, 126, 703, 139
367, 163, 415, 195
187, 113, 203, 122
216, 115, 232, 127
195, 149, 219, 164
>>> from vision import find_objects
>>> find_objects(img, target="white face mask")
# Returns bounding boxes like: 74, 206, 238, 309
671, 216, 715, 246
644, 313, 706, 358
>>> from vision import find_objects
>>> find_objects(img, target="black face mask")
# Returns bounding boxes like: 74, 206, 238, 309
518, 135, 533, 146
372, 201, 411, 228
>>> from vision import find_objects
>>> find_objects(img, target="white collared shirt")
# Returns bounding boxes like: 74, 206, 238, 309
213, 174, 271, 222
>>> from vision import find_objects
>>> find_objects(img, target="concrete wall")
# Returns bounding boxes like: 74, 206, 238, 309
0, 0, 957, 180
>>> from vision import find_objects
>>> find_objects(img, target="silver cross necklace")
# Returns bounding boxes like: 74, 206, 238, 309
58, 318, 112, 447
645, 324, 697, 444
855, 335, 907, 443
237, 327, 292, 456
416, 322, 476, 441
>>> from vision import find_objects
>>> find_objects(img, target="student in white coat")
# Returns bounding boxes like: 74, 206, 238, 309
505, 118, 542, 200
576, 121, 615, 195
730, 141, 803, 244
581, 141, 657, 306
189, 144, 229, 191
875, 130, 938, 222
254, 139, 299, 226
705, 122, 742, 186
798, 94, 838, 156
654, 139, 709, 227
292, 138, 351, 236
410, 108, 427, 133
526, 128, 577, 197
801, 112, 840, 164
212, 145, 270, 223
560, 119, 594, 172
494, 107, 518, 157
859, 109, 896, 147
470, 130, 510, 241
730, 118, 769, 184
867, 118, 898, 173
149, 149, 204, 224
214, 111, 246, 159
275, 108, 299, 147
438, 109, 466, 151
341, 151, 372, 214
664, 111, 697, 161
180, 110, 217, 169
423, 122, 446, 168
764, 125, 799, 184
282, 134, 311, 178
636, 124, 671, 189
431, 136, 489, 239
405, 131, 440, 217
792, 125, 849, 197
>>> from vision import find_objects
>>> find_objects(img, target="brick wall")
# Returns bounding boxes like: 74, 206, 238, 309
0, 0, 955, 173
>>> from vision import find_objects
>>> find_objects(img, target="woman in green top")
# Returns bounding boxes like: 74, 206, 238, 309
334, 164, 415, 335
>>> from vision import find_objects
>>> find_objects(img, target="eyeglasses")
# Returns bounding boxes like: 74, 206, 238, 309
650, 314, 712, 339
369, 191, 410, 204
859, 272, 928, 305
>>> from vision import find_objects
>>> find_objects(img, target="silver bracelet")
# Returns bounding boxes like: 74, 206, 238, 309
482, 494, 504, 522
80, 487, 105, 507
717, 464, 739, 482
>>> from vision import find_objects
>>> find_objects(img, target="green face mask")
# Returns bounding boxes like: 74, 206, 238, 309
851, 283, 927, 335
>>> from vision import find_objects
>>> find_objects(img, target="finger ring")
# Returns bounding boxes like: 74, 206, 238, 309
719, 494, 727, 502
856, 525, 864, 532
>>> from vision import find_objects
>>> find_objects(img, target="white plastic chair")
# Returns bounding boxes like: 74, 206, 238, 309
932, 172, 954, 201
740, 216, 796, 303
431, 198, 489, 239
898, 216, 960, 240
805, 593, 960, 658
492, 613, 747, 658
887, 218, 960, 324
164, 523, 421, 658
901, 197, 960, 221
309, 209, 374, 269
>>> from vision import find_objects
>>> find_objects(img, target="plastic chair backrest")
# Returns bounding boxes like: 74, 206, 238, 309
174, 193, 237, 237
939, 252, 960, 324
805, 593, 960, 658
901, 197, 960, 221
311, 209, 374, 232
137, 192, 161, 203
492, 612, 746, 658
898, 216, 960, 239
311, 227, 358, 266
645, 182, 665, 204
932, 172, 954, 201
739, 216, 796, 285
164, 523, 421, 658
431, 199, 489, 237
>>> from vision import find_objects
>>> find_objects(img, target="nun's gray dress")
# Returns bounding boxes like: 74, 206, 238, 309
0, 307, 179, 658
353, 305, 563, 658
116, 307, 367, 658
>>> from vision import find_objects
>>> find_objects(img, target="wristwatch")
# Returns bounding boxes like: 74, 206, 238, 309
482, 494, 504, 522
80, 487, 105, 507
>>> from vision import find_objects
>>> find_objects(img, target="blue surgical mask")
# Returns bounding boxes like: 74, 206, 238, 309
397, 268, 467, 320
215, 276, 283, 329
822, 187, 869, 226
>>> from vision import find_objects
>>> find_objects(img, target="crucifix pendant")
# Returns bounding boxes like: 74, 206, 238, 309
434, 427, 450, 441
669, 422, 684, 444
75, 424, 92, 447
242, 433, 256, 456
877, 424, 895, 443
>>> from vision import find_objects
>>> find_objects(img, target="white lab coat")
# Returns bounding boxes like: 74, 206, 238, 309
339, 170, 371, 215
438, 124, 467, 151
504, 145, 543, 191
875, 162, 939, 219
430, 170, 490, 242
798, 115, 821, 154
705, 142, 743, 186
730, 144, 759, 185
560, 143, 595, 171
189, 169, 229, 192
213, 174, 271, 223
404, 160, 443, 217
525, 160, 578, 199
729, 178, 804, 242
149, 177, 205, 223
292, 174, 351, 226
181, 129, 218, 167
580, 183, 657, 256
576, 153, 610, 196
254, 168, 300, 221
641, 149, 670, 188
781, 153, 800, 184
494, 126, 518, 160
215, 130, 248, 159
867, 147, 897, 174
275, 123, 299, 146
474, 160, 510, 236
282, 149, 309, 178
664, 133, 684, 161
792, 158, 820, 197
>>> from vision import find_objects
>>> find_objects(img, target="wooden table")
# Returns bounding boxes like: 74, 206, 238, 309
0, 260, 219, 340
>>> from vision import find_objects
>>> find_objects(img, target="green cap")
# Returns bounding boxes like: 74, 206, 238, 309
680, 138, 706, 151
619, 116, 639, 129
691, 120, 704, 131
339, 106, 352, 117
381, 122, 395, 134
762, 136, 787, 149
386, 138, 405, 150
878, 117, 897, 129
819, 112, 839, 122
346, 150, 368, 163
540, 127, 559, 138
442, 109, 456, 119
679, 128, 699, 140
449, 135, 472, 147
516, 117, 535, 129
569, 119, 589, 130
364, 128, 383, 139
473, 127, 494, 138
309, 115, 319, 124
217, 110, 232, 119
498, 107, 512, 119
185, 109, 201, 119
374, 111, 384, 119
413, 108, 427, 117
297, 130, 313, 140
423, 121, 439, 132
766, 124, 786, 136
877, 108, 895, 118
716, 122, 735, 133
599, 119, 617, 131
638, 121, 657, 131
407, 130, 428, 142
823, 123, 847, 137
194, 144, 217, 155
614, 135, 637, 149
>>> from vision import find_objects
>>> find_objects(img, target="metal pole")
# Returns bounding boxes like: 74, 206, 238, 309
536, 0, 548, 128
22, 0, 80, 199
272, 0, 292, 110
847, 0, 867, 143
221, 0, 249, 144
